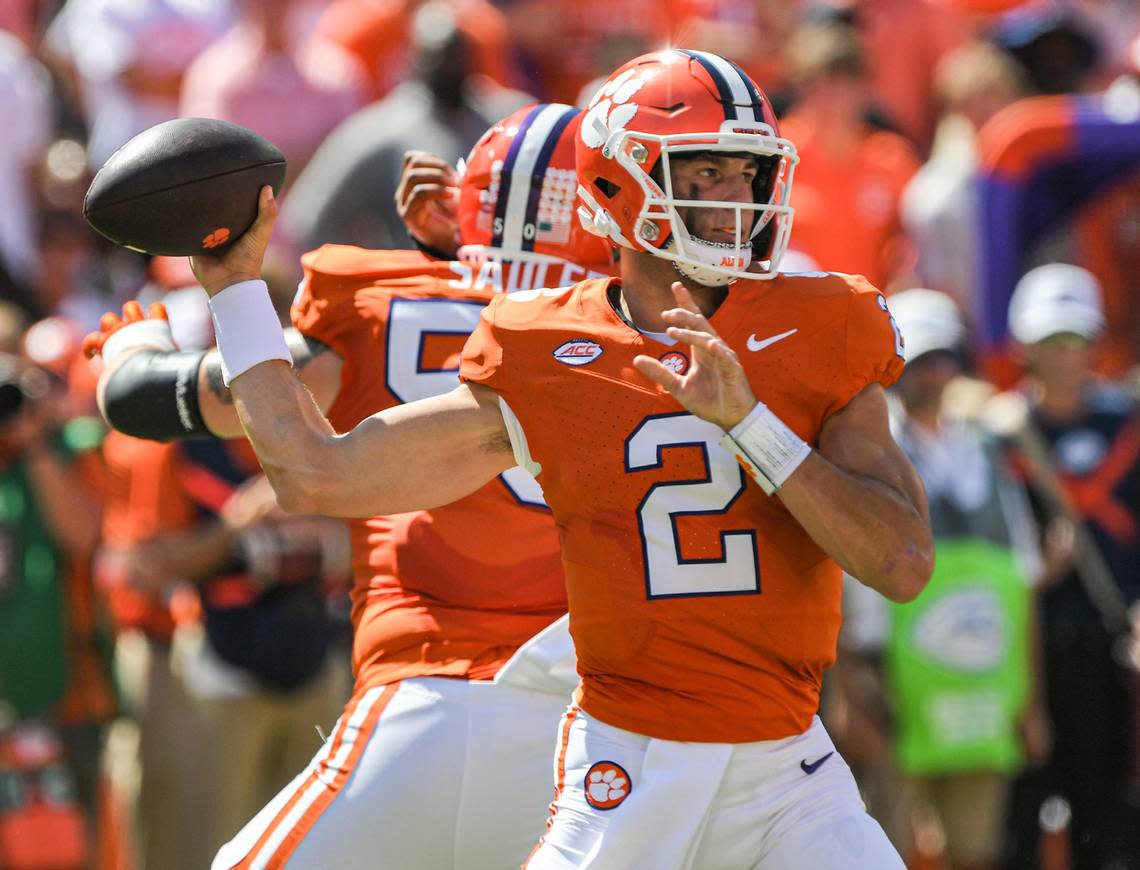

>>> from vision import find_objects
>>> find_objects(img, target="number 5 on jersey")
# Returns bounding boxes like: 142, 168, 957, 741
386, 297, 546, 507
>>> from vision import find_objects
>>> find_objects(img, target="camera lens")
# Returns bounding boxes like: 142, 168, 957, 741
0, 382, 24, 424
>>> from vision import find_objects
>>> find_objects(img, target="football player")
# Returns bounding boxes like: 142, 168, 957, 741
87, 103, 614, 869
104, 51, 935, 869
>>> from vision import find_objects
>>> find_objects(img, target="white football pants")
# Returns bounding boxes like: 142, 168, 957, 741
525, 709, 905, 870
212, 615, 575, 869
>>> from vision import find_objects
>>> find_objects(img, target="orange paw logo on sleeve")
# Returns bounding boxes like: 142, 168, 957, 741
584, 761, 631, 810
202, 227, 231, 249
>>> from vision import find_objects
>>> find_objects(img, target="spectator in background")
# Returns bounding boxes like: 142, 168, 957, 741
119, 443, 349, 857
499, 0, 670, 104
314, 0, 522, 102
816, 0, 970, 154
1072, 38, 1140, 379
98, 290, 348, 867
778, 19, 921, 290
0, 29, 52, 305
277, 0, 530, 258
992, 263, 1140, 869
179, 0, 366, 186
21, 313, 116, 804
0, 349, 109, 865
43, 0, 232, 170
901, 40, 1030, 314
34, 209, 112, 330
98, 431, 218, 870
991, 4, 1103, 95
98, 434, 349, 870
884, 289, 1048, 869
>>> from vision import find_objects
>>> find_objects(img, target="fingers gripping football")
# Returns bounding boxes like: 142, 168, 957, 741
632, 282, 758, 432
83, 300, 175, 362
190, 185, 277, 297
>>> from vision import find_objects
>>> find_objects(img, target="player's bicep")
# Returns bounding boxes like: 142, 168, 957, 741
818, 384, 928, 522
199, 329, 343, 437
322, 381, 515, 517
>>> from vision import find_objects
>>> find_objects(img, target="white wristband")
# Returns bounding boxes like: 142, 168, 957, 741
207, 279, 291, 385
719, 402, 811, 495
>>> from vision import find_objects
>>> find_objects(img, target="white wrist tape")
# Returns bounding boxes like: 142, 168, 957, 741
207, 279, 291, 385
719, 402, 811, 495
101, 319, 176, 365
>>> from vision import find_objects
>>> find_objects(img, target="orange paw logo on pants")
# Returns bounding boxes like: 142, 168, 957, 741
584, 761, 630, 810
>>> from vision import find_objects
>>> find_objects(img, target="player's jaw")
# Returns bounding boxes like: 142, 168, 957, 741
676, 209, 750, 247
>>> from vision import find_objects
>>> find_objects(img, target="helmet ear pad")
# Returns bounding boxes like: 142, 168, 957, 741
645, 152, 781, 257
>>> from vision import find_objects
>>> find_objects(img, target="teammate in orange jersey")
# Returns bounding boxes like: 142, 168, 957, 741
106, 50, 934, 868
87, 104, 615, 869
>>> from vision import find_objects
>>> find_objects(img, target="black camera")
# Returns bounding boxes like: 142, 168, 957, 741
0, 380, 22, 424
0, 359, 49, 426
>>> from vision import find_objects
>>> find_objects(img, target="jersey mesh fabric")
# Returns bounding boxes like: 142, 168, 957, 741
291, 245, 566, 688
461, 273, 904, 742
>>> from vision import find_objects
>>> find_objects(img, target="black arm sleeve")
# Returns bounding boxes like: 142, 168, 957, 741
102, 349, 212, 441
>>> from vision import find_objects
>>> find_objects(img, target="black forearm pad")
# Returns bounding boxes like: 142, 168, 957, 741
103, 349, 211, 441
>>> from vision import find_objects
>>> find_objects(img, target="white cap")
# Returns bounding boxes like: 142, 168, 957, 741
888, 288, 966, 363
1008, 263, 1104, 344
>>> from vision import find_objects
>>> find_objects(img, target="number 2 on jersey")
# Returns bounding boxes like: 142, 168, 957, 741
386, 297, 546, 507
626, 413, 760, 598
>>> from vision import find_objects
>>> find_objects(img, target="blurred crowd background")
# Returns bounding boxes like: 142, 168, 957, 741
0, 1, 1138, 869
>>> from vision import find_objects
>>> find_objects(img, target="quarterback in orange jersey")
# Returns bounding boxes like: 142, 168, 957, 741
122, 50, 934, 869
88, 104, 616, 869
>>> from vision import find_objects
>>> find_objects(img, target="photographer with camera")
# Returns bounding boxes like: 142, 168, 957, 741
0, 349, 110, 869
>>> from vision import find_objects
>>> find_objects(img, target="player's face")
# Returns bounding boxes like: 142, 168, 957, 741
669, 154, 761, 245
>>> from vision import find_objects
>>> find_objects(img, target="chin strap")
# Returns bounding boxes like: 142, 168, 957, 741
664, 235, 750, 288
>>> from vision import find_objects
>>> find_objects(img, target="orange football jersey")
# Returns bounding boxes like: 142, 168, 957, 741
460, 273, 905, 742
291, 245, 567, 689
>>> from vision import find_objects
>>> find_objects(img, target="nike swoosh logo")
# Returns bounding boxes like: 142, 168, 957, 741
799, 751, 834, 775
747, 328, 797, 352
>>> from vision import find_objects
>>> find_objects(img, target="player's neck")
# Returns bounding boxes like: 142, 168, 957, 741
618, 251, 728, 331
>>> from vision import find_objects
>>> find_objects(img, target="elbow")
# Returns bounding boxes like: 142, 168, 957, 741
262, 438, 368, 517
265, 468, 326, 515
881, 533, 935, 604
273, 479, 321, 515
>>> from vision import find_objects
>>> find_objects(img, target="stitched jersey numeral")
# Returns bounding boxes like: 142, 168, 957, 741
626, 413, 760, 598
386, 298, 545, 507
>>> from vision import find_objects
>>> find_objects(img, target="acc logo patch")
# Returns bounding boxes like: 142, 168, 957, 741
584, 761, 630, 810
658, 350, 689, 374
554, 339, 604, 366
